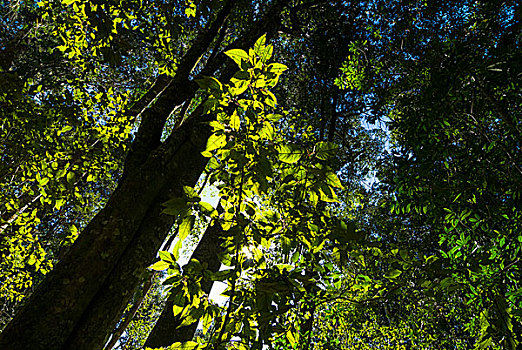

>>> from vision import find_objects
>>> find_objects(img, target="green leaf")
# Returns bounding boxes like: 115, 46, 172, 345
233, 70, 250, 81
205, 133, 226, 153
199, 201, 218, 218
159, 251, 175, 263
224, 49, 249, 66
263, 89, 277, 107
172, 304, 185, 317
58, 125, 73, 135
178, 307, 205, 328
27, 255, 37, 266
476, 337, 493, 349
253, 78, 266, 88
210, 269, 234, 281
150, 260, 170, 271
38, 177, 49, 186
260, 44, 274, 63
268, 63, 288, 74
318, 183, 338, 202
229, 79, 249, 95
325, 171, 343, 189
173, 215, 195, 259
162, 197, 188, 216
277, 144, 302, 164
266, 113, 283, 122
384, 269, 402, 279
66, 171, 75, 184
183, 186, 200, 201
201, 312, 214, 334
230, 111, 240, 131
54, 198, 65, 210
286, 329, 297, 344
168, 340, 199, 350
210, 120, 224, 131
259, 121, 274, 140
184, 1, 196, 17
254, 34, 267, 56
179, 215, 195, 241
195, 76, 222, 92
314, 141, 338, 160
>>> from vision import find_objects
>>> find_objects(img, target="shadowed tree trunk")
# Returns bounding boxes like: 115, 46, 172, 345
63, 109, 215, 349
0, 1, 291, 348
0, 89, 213, 350
0, 2, 232, 348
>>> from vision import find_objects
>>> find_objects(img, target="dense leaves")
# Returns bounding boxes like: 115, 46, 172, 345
0, 0, 138, 322
1, 0, 521, 349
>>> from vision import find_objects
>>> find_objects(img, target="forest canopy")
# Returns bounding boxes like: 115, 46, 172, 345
0, 0, 521, 349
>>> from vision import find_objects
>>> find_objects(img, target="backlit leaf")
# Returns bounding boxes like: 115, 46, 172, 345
205, 133, 226, 153
224, 49, 249, 66
385, 269, 402, 279
314, 141, 338, 160
254, 34, 267, 55
277, 144, 302, 164
150, 260, 170, 271
268, 63, 288, 74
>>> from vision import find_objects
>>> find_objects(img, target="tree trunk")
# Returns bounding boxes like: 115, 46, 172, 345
0, 1, 234, 347
144, 221, 225, 348
0, 102, 213, 349
61, 3, 289, 348
0, 1, 290, 348
63, 111, 214, 349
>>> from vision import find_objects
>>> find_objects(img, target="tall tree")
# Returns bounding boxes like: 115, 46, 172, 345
0, 0, 146, 327
2, 0, 520, 349
0, 0, 334, 349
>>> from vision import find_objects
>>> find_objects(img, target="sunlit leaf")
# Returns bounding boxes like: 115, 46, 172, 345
205, 133, 226, 153
168, 340, 199, 349
254, 34, 267, 56
230, 111, 240, 131
277, 144, 302, 164
384, 269, 402, 279
224, 48, 249, 66
150, 260, 170, 271
268, 62, 288, 74
314, 141, 338, 160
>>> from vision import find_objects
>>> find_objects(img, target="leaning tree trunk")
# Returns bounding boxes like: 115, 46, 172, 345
0, 93, 211, 350
0, 1, 233, 348
62, 2, 288, 348
144, 221, 225, 348
63, 110, 214, 349
0, 1, 290, 348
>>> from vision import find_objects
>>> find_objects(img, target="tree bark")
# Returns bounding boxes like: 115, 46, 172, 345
63, 111, 214, 349
61, 2, 290, 348
0, 1, 234, 347
0, 102, 215, 349
0, 1, 291, 348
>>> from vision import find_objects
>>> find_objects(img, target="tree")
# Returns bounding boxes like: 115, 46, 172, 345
329, 0, 522, 348
0, 0, 142, 326
0, 0, 343, 348
1, 0, 521, 349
